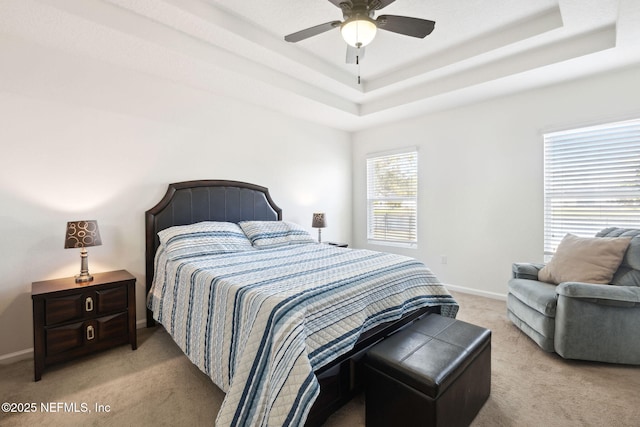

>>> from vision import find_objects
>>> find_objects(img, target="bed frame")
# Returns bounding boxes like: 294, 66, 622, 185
145, 180, 439, 426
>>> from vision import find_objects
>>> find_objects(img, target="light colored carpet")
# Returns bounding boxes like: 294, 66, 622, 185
1, 291, 639, 426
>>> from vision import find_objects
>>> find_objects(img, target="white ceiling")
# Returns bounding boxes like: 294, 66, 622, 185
2, 0, 640, 131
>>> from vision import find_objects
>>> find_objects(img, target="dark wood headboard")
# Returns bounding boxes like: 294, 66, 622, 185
144, 180, 282, 326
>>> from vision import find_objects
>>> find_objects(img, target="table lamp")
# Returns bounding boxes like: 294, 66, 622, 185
64, 220, 102, 283
312, 213, 326, 243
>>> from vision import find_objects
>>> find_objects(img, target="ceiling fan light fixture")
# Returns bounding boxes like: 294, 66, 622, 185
340, 16, 377, 48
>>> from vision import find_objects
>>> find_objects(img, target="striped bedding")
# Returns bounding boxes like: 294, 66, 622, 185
148, 243, 458, 426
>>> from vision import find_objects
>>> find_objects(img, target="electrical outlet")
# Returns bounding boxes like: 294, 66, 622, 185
441, 255, 447, 265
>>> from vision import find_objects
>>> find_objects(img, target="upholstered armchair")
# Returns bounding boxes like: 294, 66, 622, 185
507, 227, 640, 365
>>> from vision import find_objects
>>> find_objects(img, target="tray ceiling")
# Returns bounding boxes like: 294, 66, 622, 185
1, 0, 639, 131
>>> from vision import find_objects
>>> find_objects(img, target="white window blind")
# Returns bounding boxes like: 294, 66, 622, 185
544, 118, 640, 255
366, 149, 418, 246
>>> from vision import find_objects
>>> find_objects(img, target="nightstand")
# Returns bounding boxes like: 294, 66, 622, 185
325, 242, 348, 248
31, 269, 137, 381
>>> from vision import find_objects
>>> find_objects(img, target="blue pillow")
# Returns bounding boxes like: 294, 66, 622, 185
158, 222, 253, 260
239, 221, 316, 249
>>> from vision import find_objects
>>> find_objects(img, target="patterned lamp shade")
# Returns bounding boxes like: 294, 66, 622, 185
64, 220, 102, 249
64, 220, 101, 283
312, 213, 326, 243
312, 213, 326, 229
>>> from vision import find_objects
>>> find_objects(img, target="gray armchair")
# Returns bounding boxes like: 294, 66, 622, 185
507, 227, 640, 364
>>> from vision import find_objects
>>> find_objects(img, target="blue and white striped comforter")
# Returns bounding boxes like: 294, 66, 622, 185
148, 243, 458, 426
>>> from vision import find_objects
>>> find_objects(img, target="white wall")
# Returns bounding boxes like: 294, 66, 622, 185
0, 36, 352, 359
3, 22, 639, 363
352, 65, 640, 298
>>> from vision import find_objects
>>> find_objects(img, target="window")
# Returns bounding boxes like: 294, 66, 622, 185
544, 118, 640, 256
366, 148, 418, 246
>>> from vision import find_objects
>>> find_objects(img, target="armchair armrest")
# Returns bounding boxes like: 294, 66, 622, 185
512, 262, 545, 280
557, 282, 640, 306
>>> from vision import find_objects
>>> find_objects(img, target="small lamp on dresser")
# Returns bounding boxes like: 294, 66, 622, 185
64, 220, 102, 283
312, 213, 326, 243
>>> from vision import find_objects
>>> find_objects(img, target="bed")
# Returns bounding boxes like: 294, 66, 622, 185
145, 180, 459, 426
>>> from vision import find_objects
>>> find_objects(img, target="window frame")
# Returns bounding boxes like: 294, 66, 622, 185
366, 147, 419, 248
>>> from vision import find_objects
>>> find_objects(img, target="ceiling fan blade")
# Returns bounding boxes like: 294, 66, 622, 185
370, 0, 396, 10
284, 21, 341, 43
376, 15, 436, 38
346, 45, 366, 64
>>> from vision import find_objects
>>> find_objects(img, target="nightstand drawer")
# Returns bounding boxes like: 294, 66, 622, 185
45, 293, 85, 325
46, 321, 84, 356
44, 285, 129, 327
97, 312, 128, 341
96, 286, 128, 314
45, 313, 128, 358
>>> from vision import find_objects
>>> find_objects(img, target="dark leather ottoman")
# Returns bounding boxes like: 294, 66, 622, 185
364, 314, 491, 427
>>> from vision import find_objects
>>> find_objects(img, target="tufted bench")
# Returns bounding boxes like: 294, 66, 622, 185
364, 313, 491, 427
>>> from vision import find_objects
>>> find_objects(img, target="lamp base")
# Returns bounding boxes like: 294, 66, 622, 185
76, 248, 94, 284
75, 273, 94, 283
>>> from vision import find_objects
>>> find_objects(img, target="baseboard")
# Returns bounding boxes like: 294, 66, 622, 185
445, 283, 507, 301
0, 348, 32, 365
1, 320, 151, 364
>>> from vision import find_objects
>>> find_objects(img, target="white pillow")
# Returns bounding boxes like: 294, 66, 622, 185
239, 221, 316, 249
158, 221, 253, 260
538, 233, 632, 285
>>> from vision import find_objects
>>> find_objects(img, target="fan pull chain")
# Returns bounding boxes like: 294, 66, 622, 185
357, 51, 361, 85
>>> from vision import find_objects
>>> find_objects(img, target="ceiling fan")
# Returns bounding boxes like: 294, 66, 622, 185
284, 0, 436, 64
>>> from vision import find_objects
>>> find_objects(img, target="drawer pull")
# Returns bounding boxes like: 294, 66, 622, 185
85, 297, 94, 312
86, 325, 95, 341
